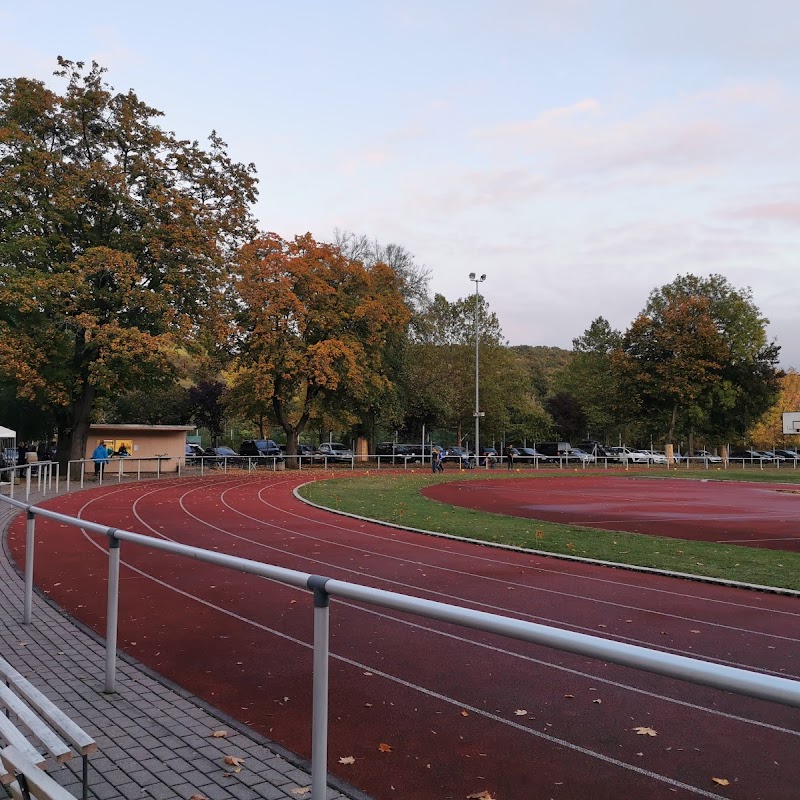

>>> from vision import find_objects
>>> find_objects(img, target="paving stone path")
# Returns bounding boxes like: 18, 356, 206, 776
0, 481, 363, 800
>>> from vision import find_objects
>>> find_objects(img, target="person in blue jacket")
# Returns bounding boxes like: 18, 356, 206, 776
91, 442, 110, 480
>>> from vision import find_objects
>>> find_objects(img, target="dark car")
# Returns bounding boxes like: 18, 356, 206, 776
728, 449, 772, 463
185, 443, 205, 465
769, 449, 799, 460
280, 443, 315, 456
443, 446, 471, 463
203, 446, 240, 466
514, 446, 551, 463
376, 442, 422, 463
239, 439, 283, 460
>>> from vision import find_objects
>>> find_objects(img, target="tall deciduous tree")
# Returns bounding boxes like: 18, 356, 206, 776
556, 317, 626, 443
0, 59, 257, 461
613, 275, 781, 444
229, 233, 410, 462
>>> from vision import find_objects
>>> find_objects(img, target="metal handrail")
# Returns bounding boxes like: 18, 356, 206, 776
2, 493, 799, 799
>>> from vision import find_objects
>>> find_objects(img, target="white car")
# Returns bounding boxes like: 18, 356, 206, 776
641, 450, 668, 465
610, 447, 654, 464
692, 450, 722, 464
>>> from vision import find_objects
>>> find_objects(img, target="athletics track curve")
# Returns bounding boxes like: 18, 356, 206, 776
6, 472, 800, 800
422, 475, 800, 552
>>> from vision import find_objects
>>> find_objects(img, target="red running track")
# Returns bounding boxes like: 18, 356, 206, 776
6, 473, 800, 800
423, 475, 800, 552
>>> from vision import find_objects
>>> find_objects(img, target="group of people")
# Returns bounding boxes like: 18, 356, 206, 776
90, 442, 131, 478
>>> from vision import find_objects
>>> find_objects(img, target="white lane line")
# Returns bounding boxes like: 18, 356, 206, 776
61, 500, 742, 800
279, 481, 800, 616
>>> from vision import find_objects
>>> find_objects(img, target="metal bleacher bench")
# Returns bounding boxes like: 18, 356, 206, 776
0, 657, 96, 800
0, 747, 79, 800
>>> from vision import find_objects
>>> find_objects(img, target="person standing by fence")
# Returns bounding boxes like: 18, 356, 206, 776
91, 441, 110, 480
506, 444, 515, 470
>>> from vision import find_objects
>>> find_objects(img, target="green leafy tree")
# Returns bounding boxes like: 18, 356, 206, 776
556, 317, 627, 443
0, 58, 257, 462
613, 275, 781, 444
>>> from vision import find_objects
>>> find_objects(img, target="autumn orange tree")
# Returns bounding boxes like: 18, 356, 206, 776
747, 369, 800, 449
228, 233, 410, 463
0, 59, 257, 460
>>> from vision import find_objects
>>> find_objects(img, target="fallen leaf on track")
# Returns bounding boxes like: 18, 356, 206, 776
378, 743, 392, 752
514, 709, 527, 716
633, 727, 658, 736
467, 791, 497, 800
338, 756, 355, 765
712, 777, 730, 786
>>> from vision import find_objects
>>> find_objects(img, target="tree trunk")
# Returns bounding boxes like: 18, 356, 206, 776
667, 403, 678, 444
57, 384, 96, 470
272, 393, 311, 470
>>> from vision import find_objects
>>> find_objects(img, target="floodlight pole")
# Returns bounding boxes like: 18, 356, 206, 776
469, 273, 486, 461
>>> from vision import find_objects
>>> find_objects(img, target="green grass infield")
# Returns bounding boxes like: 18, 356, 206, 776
298, 469, 800, 592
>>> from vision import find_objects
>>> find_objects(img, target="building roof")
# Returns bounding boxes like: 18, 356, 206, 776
89, 424, 196, 431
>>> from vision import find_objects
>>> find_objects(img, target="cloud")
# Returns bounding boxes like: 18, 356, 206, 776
724, 202, 800, 226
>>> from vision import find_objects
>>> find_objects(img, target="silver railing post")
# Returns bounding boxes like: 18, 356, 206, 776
23, 509, 35, 624
104, 530, 121, 693
25, 465, 31, 501
308, 576, 330, 800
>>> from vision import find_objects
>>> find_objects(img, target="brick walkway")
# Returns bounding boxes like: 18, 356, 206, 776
0, 482, 365, 800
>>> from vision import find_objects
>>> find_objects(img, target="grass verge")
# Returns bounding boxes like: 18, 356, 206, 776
298, 469, 800, 592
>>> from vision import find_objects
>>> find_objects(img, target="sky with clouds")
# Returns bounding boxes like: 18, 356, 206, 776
2, 0, 798, 367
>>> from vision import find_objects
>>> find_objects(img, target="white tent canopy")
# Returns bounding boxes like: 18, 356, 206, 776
1, 426, 16, 475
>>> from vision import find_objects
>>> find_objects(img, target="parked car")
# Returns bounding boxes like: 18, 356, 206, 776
564, 448, 595, 464
443, 446, 472, 464
517, 447, 552, 464
691, 450, 722, 463
376, 442, 420, 463
203, 446, 240, 465
640, 450, 668, 465
608, 447, 656, 464
185, 443, 205, 465
315, 442, 354, 462
769, 449, 799, 460
728, 449, 773, 463
512, 446, 551, 463
239, 439, 283, 459
279, 443, 315, 457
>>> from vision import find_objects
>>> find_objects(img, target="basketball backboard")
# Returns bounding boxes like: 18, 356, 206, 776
782, 412, 800, 435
